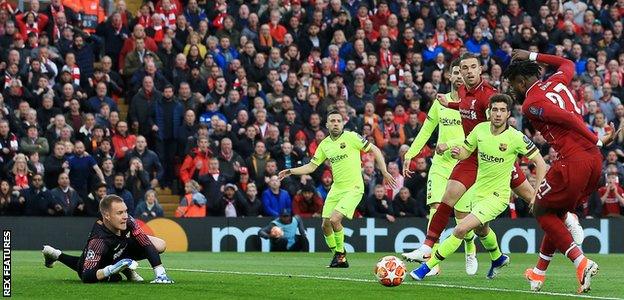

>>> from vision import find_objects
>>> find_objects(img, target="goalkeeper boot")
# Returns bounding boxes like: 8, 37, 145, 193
487, 254, 510, 279
465, 253, 478, 275
409, 264, 430, 281
401, 248, 431, 263
42, 245, 61, 268
524, 268, 545, 292
564, 212, 584, 246
328, 251, 349, 268
151, 274, 175, 284
576, 258, 599, 293
123, 268, 145, 282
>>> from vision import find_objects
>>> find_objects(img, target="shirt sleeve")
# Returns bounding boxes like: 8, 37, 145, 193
515, 131, 539, 159
537, 53, 575, 85
405, 101, 439, 160
525, 99, 598, 144
127, 216, 162, 267
310, 141, 327, 167
346, 131, 372, 152
81, 238, 108, 283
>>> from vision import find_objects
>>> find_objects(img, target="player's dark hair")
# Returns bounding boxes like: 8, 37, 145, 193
489, 94, 514, 109
449, 57, 461, 70
459, 52, 480, 65
99, 194, 124, 213
327, 109, 342, 118
503, 60, 542, 82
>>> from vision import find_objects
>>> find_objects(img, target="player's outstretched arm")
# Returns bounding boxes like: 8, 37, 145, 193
512, 49, 575, 84
404, 102, 440, 178
369, 144, 397, 188
278, 163, 318, 181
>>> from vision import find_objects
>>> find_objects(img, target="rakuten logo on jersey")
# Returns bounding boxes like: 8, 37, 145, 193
459, 109, 477, 120
479, 151, 504, 163
329, 154, 348, 163
440, 117, 462, 126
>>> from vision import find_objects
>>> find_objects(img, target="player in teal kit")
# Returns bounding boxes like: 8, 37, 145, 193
402, 59, 478, 276
411, 94, 548, 281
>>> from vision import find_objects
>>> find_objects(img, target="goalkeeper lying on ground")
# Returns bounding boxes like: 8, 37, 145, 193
42, 194, 174, 283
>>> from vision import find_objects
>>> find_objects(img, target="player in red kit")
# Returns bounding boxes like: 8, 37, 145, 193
505, 49, 619, 293
402, 53, 570, 277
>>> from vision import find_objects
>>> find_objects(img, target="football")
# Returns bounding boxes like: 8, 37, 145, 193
374, 256, 406, 287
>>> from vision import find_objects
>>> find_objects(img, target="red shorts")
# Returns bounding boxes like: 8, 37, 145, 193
536, 154, 602, 211
449, 154, 528, 189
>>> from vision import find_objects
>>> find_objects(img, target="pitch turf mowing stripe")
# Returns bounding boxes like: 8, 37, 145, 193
147, 267, 622, 300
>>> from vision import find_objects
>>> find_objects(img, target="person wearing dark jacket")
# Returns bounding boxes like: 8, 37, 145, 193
83, 182, 107, 217
240, 182, 263, 217
196, 161, 228, 216
43, 142, 67, 189
134, 189, 164, 220
108, 173, 135, 213
125, 157, 151, 202
152, 85, 184, 187
95, 12, 129, 71
123, 136, 163, 188
19, 173, 54, 216
127, 76, 161, 141
213, 183, 245, 217
70, 33, 101, 82
292, 184, 323, 218
49, 173, 84, 216
392, 187, 425, 217
366, 184, 396, 222
258, 208, 308, 252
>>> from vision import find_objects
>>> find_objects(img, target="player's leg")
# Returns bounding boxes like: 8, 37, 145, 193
122, 236, 173, 283
410, 213, 482, 281
327, 190, 364, 268
455, 185, 478, 275
148, 235, 166, 253
474, 224, 509, 279
533, 159, 600, 293
42, 244, 82, 273
321, 189, 341, 256
470, 193, 511, 279
525, 234, 556, 291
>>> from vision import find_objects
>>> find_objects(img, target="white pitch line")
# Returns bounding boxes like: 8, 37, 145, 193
150, 267, 623, 300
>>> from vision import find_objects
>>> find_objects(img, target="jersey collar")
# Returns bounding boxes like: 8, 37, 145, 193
466, 78, 485, 94
329, 130, 345, 141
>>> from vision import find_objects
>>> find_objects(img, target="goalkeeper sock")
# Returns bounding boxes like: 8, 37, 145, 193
324, 233, 337, 253
479, 229, 502, 261
154, 265, 166, 277
426, 234, 462, 269
334, 229, 345, 253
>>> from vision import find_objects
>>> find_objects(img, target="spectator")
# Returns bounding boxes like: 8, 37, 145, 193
111, 121, 136, 161
153, 84, 184, 188
83, 182, 107, 217
19, 125, 49, 159
240, 182, 262, 217
87, 82, 118, 114
599, 173, 624, 217
0, 119, 19, 178
125, 157, 150, 202
373, 109, 405, 148
43, 142, 67, 189
246, 140, 270, 181
215, 183, 244, 217
134, 189, 164, 220
292, 184, 323, 218
366, 184, 396, 222
66, 140, 105, 199
217, 137, 245, 180
196, 157, 227, 213
19, 173, 53, 216
49, 173, 84, 216
179, 136, 212, 184
175, 179, 207, 217
258, 208, 308, 252
0, 180, 21, 215
392, 187, 424, 217
316, 170, 333, 201
123, 135, 163, 188
262, 175, 291, 217
108, 173, 134, 213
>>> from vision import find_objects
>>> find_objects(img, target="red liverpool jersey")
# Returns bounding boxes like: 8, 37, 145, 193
522, 53, 598, 159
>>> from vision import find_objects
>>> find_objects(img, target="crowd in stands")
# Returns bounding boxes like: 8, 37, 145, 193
0, 0, 623, 219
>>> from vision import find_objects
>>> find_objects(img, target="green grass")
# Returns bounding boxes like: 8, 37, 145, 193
9, 251, 624, 299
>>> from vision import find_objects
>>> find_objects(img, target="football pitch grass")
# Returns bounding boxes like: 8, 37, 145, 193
10, 251, 624, 299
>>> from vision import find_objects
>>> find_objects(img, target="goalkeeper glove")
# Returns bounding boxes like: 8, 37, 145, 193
103, 259, 138, 278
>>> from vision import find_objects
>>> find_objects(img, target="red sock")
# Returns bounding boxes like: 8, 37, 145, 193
536, 235, 555, 271
536, 214, 579, 260
424, 202, 453, 247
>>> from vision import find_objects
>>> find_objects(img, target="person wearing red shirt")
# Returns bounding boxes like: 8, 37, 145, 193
267, 10, 287, 45
118, 24, 158, 72
292, 185, 323, 218
111, 121, 136, 160
178, 137, 212, 184
371, 1, 390, 30
505, 50, 620, 293
598, 173, 624, 217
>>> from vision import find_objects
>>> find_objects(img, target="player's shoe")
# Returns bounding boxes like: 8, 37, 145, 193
328, 251, 349, 268
401, 248, 431, 263
465, 253, 478, 275
42, 245, 61, 268
486, 254, 510, 279
150, 275, 175, 284
565, 212, 584, 246
425, 264, 440, 277
524, 268, 545, 292
410, 264, 431, 281
122, 269, 145, 282
576, 258, 599, 293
